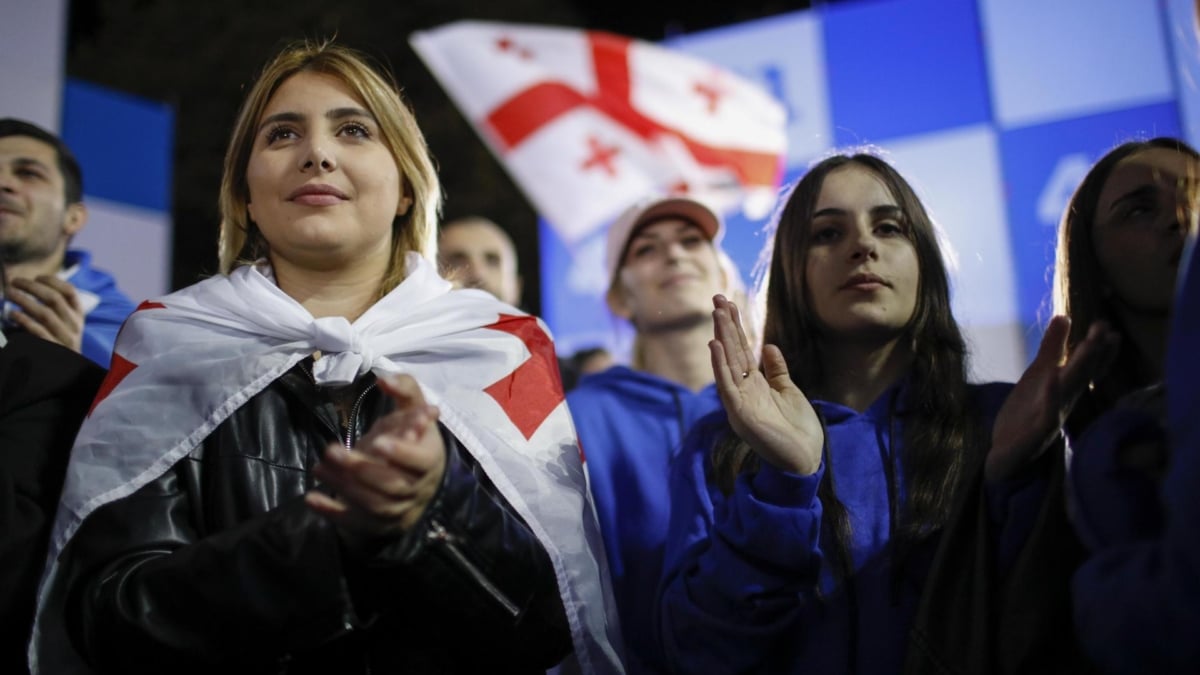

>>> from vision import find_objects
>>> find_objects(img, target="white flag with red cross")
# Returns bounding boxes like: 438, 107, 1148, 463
411, 20, 787, 244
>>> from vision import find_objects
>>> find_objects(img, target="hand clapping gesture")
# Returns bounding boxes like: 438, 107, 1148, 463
987, 315, 1120, 481
306, 374, 447, 542
7, 275, 86, 353
710, 294, 824, 476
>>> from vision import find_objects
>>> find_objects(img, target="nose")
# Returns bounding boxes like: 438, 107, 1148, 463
663, 239, 690, 262
461, 260, 481, 281
299, 141, 336, 172
848, 225, 878, 260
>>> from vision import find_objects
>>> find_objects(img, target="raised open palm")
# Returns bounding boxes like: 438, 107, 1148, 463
987, 315, 1119, 481
710, 294, 823, 476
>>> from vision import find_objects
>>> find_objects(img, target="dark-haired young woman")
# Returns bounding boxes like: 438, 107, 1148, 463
655, 152, 1110, 674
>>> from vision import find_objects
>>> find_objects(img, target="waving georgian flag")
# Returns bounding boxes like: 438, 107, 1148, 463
411, 20, 787, 244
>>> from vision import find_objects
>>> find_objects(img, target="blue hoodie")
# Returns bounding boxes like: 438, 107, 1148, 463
63, 250, 136, 369
567, 365, 721, 674
1070, 241, 1200, 673
657, 381, 1017, 675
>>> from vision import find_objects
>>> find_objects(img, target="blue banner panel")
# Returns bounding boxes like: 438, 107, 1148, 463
821, 0, 991, 145
979, 0, 1175, 130
62, 79, 174, 212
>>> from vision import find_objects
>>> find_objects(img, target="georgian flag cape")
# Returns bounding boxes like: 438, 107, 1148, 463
30, 253, 624, 674
411, 21, 786, 245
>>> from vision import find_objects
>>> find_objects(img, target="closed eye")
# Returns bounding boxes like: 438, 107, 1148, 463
15, 166, 46, 180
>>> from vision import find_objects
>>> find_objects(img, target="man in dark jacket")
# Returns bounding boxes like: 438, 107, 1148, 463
0, 324, 104, 674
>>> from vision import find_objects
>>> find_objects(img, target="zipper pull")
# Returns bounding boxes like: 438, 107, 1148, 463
426, 519, 454, 544
423, 518, 520, 618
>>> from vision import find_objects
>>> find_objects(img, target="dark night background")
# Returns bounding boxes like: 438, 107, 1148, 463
64, 0, 833, 315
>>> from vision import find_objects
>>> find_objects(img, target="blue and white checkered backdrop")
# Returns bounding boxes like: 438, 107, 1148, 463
540, 0, 1200, 384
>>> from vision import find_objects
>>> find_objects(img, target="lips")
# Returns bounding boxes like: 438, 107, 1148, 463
660, 272, 701, 288
287, 183, 348, 206
841, 272, 890, 290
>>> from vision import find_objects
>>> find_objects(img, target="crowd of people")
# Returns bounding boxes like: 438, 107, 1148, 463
1, 37, 1196, 675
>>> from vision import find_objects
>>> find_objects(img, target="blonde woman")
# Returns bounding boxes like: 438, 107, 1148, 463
31, 42, 619, 675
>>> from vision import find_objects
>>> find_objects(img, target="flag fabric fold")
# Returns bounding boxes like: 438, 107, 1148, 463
411, 20, 786, 243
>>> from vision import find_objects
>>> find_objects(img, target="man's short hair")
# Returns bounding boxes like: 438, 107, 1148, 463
0, 118, 84, 204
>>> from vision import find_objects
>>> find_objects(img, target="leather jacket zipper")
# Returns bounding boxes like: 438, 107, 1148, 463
343, 383, 377, 448
426, 520, 521, 618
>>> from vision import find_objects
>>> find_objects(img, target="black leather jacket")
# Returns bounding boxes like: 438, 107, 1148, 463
59, 362, 572, 674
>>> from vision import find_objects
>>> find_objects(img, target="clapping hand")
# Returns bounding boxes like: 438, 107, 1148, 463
987, 315, 1120, 481
7, 275, 86, 353
307, 374, 447, 542
710, 294, 823, 476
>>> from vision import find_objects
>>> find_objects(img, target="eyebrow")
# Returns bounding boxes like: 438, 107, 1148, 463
257, 107, 376, 133
812, 205, 903, 219
11, 157, 53, 172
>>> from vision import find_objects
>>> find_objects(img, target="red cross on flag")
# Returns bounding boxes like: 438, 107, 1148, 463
411, 21, 787, 244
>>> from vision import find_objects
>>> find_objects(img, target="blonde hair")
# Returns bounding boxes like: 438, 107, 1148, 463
217, 40, 441, 294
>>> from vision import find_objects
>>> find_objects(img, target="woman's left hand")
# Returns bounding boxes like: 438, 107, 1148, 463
987, 315, 1119, 481
306, 374, 447, 540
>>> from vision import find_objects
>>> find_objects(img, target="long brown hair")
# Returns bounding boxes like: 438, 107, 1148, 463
217, 40, 441, 295
1052, 137, 1199, 430
712, 153, 981, 579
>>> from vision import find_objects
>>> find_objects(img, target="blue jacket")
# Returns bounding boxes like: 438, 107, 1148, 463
1070, 242, 1200, 673
63, 250, 136, 369
567, 366, 721, 674
657, 382, 1020, 675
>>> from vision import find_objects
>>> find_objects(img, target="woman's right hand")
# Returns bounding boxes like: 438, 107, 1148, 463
306, 375, 447, 542
710, 294, 823, 475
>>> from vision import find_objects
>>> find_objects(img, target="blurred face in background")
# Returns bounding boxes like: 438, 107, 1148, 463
0, 135, 85, 271
438, 218, 522, 306
1091, 147, 1198, 318
608, 217, 725, 333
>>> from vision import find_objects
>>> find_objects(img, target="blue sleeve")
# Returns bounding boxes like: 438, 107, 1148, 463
78, 271, 137, 370
81, 305, 131, 369
656, 418, 824, 673
1069, 403, 1200, 672
1071, 453, 1200, 674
